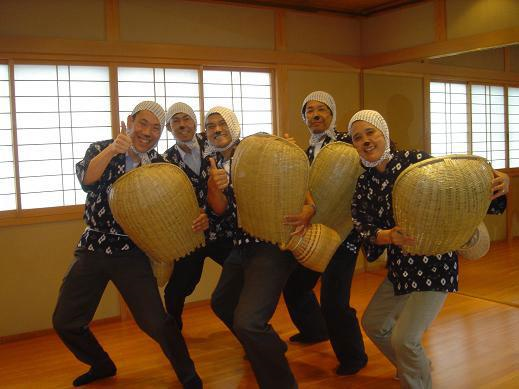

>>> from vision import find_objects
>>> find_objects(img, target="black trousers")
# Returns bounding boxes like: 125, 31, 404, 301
283, 242, 368, 369
52, 248, 200, 387
211, 242, 298, 389
164, 238, 233, 328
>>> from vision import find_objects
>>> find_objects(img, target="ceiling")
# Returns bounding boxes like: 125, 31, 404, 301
207, 0, 427, 16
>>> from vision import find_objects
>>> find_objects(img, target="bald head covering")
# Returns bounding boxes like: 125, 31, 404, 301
166, 102, 198, 149
301, 91, 337, 146
348, 109, 393, 168
128, 100, 166, 165
204, 106, 241, 156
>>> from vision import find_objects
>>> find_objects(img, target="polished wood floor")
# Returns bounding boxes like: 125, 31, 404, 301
1, 243, 519, 389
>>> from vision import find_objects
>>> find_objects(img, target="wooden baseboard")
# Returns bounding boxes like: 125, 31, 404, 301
0, 315, 121, 345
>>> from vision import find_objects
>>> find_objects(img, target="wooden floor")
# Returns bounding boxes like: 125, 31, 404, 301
1, 243, 519, 389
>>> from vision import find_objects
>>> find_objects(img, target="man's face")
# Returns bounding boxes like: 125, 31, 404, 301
205, 113, 232, 148
169, 113, 196, 142
127, 110, 161, 152
304, 100, 333, 134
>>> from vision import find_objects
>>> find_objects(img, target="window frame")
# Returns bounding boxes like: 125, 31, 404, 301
0, 61, 276, 226
426, 76, 519, 173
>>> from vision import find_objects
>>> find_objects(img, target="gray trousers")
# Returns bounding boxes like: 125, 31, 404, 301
211, 242, 298, 389
52, 247, 200, 387
361, 278, 447, 389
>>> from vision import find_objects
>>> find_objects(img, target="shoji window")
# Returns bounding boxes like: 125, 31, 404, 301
508, 87, 519, 168
471, 85, 506, 169
0, 65, 15, 211
117, 67, 200, 153
13, 64, 111, 209
429, 81, 468, 156
203, 70, 273, 137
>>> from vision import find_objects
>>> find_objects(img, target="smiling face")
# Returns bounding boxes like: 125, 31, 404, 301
205, 113, 232, 148
304, 100, 333, 134
350, 120, 387, 163
169, 112, 196, 142
127, 110, 162, 153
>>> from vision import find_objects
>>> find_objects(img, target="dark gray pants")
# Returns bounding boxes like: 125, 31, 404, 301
211, 242, 298, 389
52, 247, 200, 387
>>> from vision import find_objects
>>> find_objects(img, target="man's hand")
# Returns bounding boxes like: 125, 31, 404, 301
192, 209, 209, 232
208, 157, 229, 191
283, 204, 316, 236
110, 121, 132, 155
490, 169, 510, 200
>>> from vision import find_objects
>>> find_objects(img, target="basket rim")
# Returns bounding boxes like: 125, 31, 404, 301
112, 162, 185, 185
393, 154, 491, 189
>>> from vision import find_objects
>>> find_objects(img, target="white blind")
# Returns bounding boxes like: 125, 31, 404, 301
0, 65, 15, 211
203, 70, 273, 137
14, 65, 111, 209
117, 67, 200, 153
429, 82, 468, 156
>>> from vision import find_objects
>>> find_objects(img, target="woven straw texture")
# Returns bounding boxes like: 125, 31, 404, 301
457, 222, 490, 260
109, 163, 205, 264
309, 142, 364, 241
393, 155, 493, 255
231, 134, 309, 246
149, 258, 174, 287
283, 224, 341, 272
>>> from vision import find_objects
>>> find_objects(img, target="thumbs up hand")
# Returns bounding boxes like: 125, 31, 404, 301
110, 121, 132, 155
208, 157, 229, 191
283, 132, 296, 145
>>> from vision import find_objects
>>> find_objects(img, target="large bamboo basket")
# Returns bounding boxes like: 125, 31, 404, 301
309, 142, 363, 241
457, 222, 490, 260
109, 163, 205, 265
149, 258, 174, 287
231, 134, 309, 246
393, 155, 493, 255
282, 223, 342, 272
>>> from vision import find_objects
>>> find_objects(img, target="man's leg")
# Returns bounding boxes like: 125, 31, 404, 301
283, 264, 328, 343
321, 244, 367, 374
164, 249, 205, 329
112, 251, 201, 389
52, 248, 116, 386
391, 291, 447, 389
233, 243, 298, 389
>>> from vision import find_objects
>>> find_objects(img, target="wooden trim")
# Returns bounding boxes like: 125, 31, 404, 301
362, 26, 519, 69
109, 64, 120, 137
7, 60, 21, 212
275, 9, 286, 51
0, 315, 121, 345
104, 0, 120, 42
0, 205, 84, 227
367, 62, 519, 85
274, 65, 288, 136
0, 36, 355, 69
504, 47, 511, 73
434, 0, 446, 42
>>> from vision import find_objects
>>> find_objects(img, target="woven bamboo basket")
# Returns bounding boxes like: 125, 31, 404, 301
309, 142, 364, 241
457, 222, 490, 260
282, 223, 342, 272
393, 155, 493, 255
109, 163, 205, 265
149, 257, 174, 287
231, 133, 309, 246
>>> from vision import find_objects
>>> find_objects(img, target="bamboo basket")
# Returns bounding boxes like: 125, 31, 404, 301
392, 155, 493, 255
231, 133, 309, 246
149, 258, 174, 287
457, 222, 490, 260
309, 142, 363, 241
282, 223, 342, 272
109, 163, 205, 265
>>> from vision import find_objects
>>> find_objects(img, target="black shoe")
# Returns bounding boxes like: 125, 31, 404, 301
72, 359, 117, 386
335, 358, 367, 376
289, 333, 329, 344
